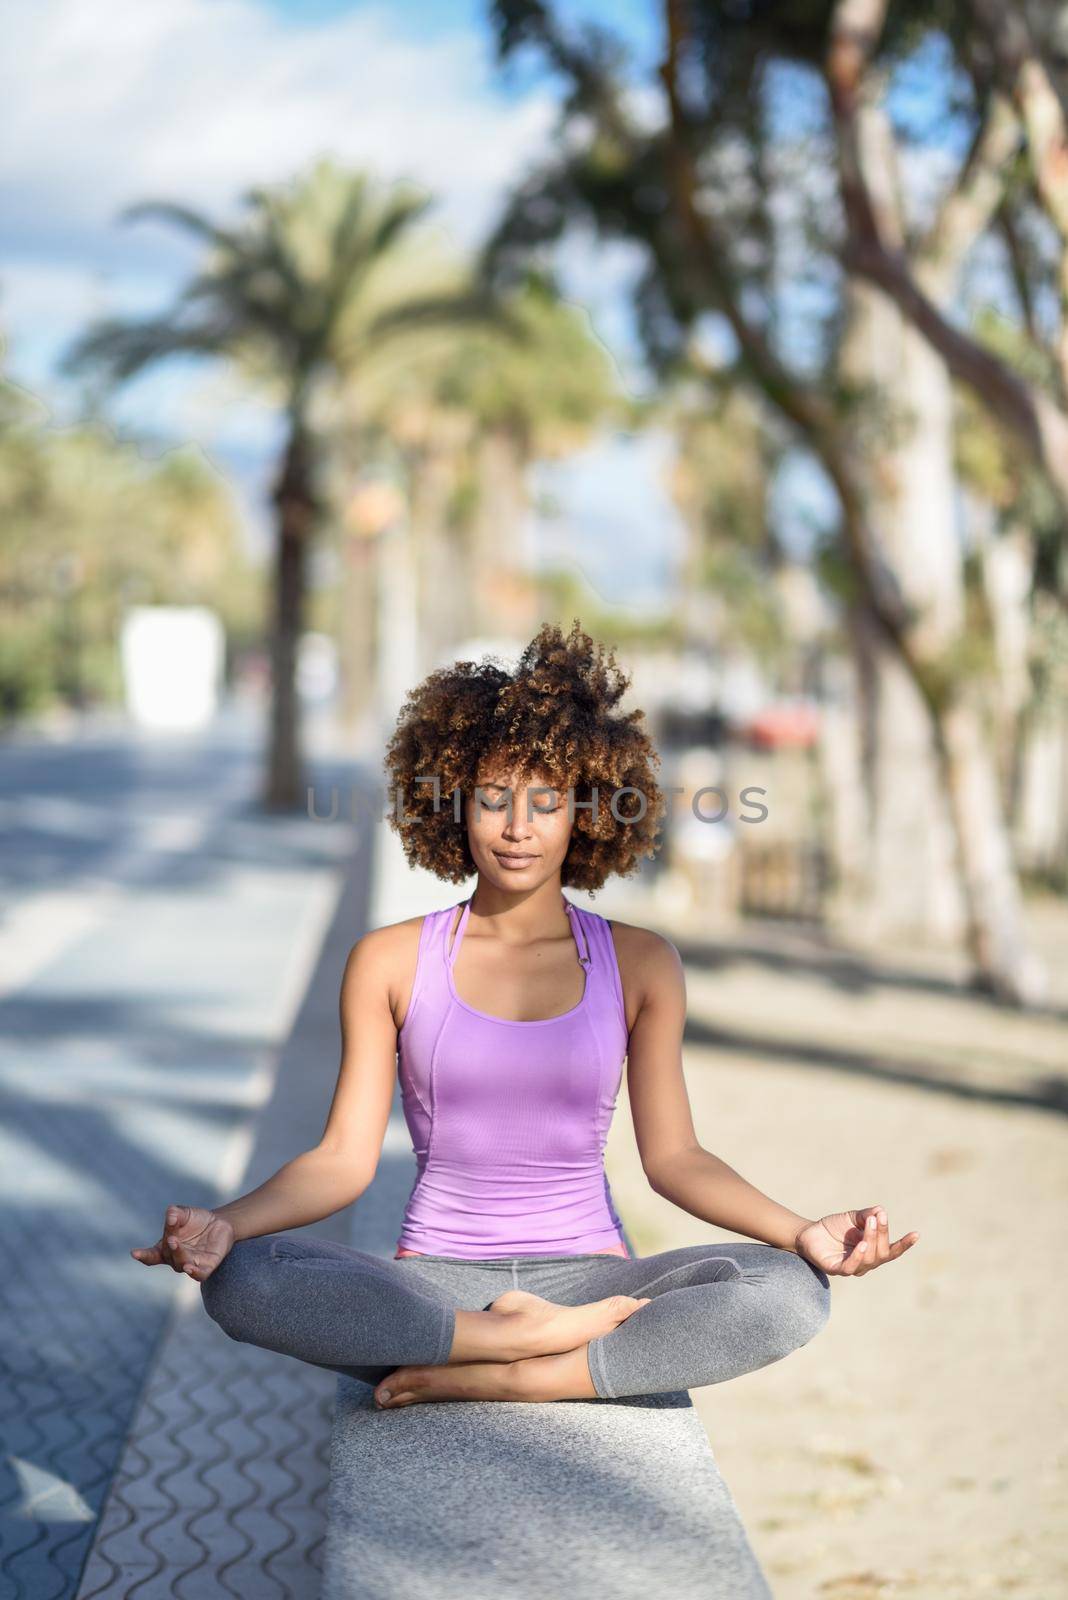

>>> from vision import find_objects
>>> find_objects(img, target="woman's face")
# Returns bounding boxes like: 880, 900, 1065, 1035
465, 756, 574, 890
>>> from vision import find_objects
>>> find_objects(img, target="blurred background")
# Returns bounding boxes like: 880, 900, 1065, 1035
1, 3, 1066, 1598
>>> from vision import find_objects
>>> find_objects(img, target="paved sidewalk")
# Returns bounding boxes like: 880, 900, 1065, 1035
0, 706, 374, 1600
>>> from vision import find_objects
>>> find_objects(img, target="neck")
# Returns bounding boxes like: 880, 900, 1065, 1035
467, 877, 568, 944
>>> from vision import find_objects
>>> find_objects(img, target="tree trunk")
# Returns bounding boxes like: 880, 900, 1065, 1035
817, 645, 876, 930
337, 534, 377, 741
1014, 694, 1068, 883
834, 98, 1045, 999
827, 0, 1068, 514
838, 271, 965, 944
372, 511, 420, 749
264, 423, 317, 812
971, 502, 1034, 821
934, 696, 1048, 999
410, 433, 468, 670
470, 425, 535, 640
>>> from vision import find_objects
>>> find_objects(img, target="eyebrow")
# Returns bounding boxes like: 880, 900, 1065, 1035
478, 781, 560, 794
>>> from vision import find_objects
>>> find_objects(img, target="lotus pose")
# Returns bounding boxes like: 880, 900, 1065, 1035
132, 621, 918, 1412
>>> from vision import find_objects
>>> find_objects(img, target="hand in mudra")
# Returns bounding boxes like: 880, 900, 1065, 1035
795, 1207, 918, 1277
131, 1204, 235, 1283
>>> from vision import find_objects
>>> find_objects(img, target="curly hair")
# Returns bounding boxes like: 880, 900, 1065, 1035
382, 619, 666, 894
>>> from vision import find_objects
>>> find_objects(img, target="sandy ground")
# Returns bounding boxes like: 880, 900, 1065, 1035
602, 889, 1068, 1600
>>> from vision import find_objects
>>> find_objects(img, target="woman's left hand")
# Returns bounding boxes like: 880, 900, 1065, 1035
795, 1207, 919, 1276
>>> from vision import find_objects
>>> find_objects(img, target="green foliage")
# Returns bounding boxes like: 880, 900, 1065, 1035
699, 543, 787, 661
0, 617, 53, 717
813, 538, 858, 610
533, 565, 676, 649
351, 267, 624, 459
62, 162, 467, 403
953, 308, 1061, 514
0, 365, 257, 718
50, 158, 535, 780
1028, 593, 1068, 714
485, 0, 1068, 718
328, 265, 626, 652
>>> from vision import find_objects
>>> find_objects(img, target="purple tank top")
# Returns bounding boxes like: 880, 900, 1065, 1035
394, 895, 630, 1258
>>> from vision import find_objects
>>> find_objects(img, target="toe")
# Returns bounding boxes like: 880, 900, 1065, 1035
374, 1370, 407, 1406
376, 1385, 415, 1409
376, 1365, 428, 1405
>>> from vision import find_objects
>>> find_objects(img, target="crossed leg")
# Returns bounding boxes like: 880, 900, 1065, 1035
199, 1233, 649, 1390
374, 1241, 831, 1409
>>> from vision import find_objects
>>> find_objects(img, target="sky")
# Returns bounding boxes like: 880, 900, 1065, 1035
0, 0, 688, 607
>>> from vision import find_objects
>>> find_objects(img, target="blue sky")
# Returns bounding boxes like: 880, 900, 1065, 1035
0, 0, 695, 606
259, 0, 662, 66
9, 0, 984, 599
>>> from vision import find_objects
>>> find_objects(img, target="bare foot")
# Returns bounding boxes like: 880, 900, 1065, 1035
453, 1288, 650, 1363
375, 1358, 526, 1409
374, 1343, 597, 1410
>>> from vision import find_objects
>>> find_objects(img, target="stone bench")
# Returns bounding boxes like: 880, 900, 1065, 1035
321, 1116, 773, 1600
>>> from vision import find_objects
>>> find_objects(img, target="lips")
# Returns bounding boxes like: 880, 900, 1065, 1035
493, 852, 538, 867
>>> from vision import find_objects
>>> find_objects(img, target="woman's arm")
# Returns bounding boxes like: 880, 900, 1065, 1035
643, 1148, 814, 1254
213, 926, 402, 1241
211, 1147, 374, 1243
620, 926, 814, 1254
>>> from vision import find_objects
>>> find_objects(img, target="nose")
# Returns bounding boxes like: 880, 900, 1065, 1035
501, 790, 536, 841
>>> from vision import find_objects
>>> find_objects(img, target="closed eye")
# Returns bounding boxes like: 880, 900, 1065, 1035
475, 787, 562, 813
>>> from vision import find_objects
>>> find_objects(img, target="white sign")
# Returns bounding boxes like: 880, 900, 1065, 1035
120, 606, 224, 730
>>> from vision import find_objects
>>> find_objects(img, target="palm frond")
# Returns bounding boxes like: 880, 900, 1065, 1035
359, 290, 530, 358
118, 199, 243, 259
358, 192, 435, 271
58, 315, 233, 384
323, 188, 435, 332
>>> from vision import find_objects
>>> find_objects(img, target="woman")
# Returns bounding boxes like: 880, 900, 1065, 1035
132, 621, 918, 1411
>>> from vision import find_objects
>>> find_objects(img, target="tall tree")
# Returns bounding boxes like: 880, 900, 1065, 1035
482, 0, 1053, 1003
61, 159, 515, 809
333, 269, 623, 672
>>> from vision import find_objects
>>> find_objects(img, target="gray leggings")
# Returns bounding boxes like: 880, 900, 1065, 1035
200, 1234, 831, 1399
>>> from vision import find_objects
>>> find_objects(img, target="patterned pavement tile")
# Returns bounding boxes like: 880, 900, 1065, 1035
1, 712, 374, 1600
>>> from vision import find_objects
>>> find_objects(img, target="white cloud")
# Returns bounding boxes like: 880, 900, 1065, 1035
0, 0, 673, 607
1, 0, 554, 241
0, 0, 556, 397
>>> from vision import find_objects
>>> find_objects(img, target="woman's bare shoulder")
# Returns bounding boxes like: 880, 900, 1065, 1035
602, 916, 684, 1010
603, 915, 680, 959
343, 909, 447, 1024
345, 910, 423, 954
344, 910, 431, 976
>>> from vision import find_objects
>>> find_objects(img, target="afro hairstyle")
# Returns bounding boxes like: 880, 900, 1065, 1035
382, 619, 666, 894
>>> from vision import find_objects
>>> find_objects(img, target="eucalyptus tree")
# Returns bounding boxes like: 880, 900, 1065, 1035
480, 0, 1055, 1003
61, 158, 517, 808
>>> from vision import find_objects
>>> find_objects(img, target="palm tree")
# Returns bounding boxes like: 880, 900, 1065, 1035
61, 158, 518, 808
339, 269, 624, 670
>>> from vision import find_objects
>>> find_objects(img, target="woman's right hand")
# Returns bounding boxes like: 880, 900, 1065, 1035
130, 1203, 235, 1283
